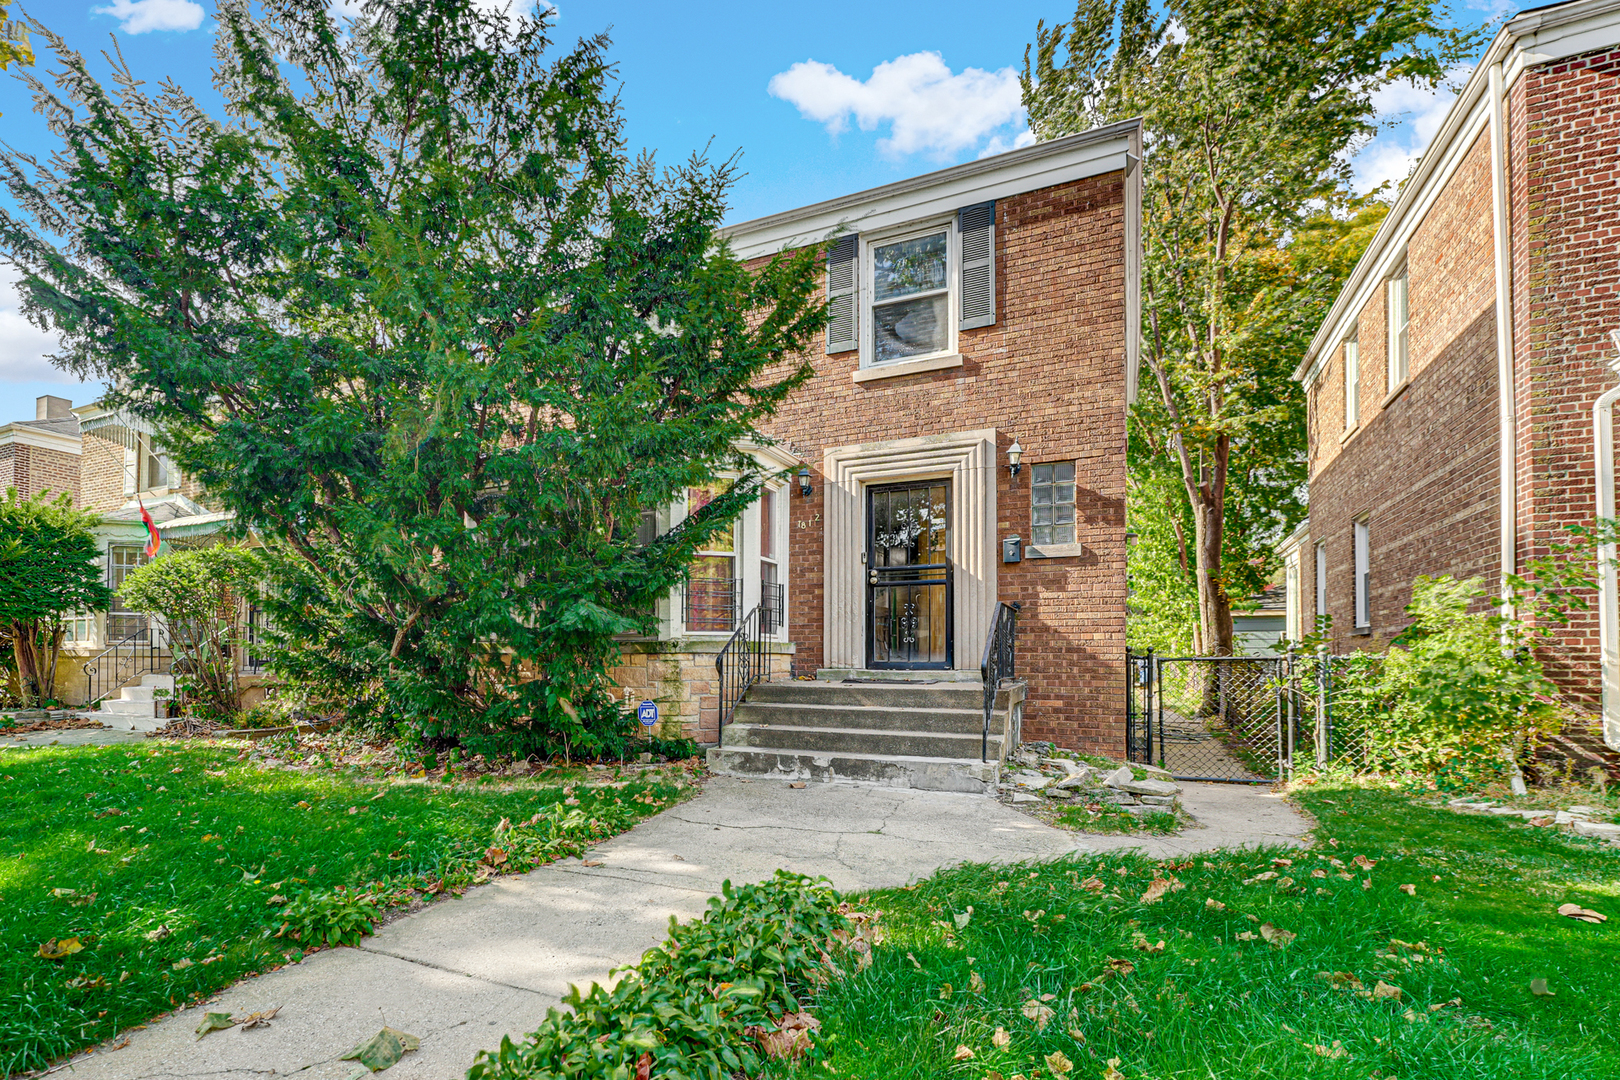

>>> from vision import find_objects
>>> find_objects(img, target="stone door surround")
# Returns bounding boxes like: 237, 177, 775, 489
823, 428, 997, 670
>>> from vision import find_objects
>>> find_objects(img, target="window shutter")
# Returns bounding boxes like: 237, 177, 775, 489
958, 201, 995, 330
825, 233, 858, 354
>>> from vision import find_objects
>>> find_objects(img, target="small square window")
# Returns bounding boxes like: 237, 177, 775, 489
1030, 462, 1077, 547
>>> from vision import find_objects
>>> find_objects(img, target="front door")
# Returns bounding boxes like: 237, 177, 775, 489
866, 480, 952, 669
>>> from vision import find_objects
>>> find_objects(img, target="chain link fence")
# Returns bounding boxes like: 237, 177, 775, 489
1127, 648, 1386, 782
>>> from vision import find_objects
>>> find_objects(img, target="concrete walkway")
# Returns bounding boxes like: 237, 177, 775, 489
1, 726, 146, 750
61, 778, 1310, 1079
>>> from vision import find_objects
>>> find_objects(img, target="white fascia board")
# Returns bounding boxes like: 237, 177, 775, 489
0, 422, 82, 455
1295, 0, 1620, 389
734, 436, 803, 473
720, 119, 1142, 261
1275, 518, 1312, 555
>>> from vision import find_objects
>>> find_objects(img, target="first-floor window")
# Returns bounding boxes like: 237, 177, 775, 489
685, 485, 738, 632
1353, 520, 1371, 629
1030, 462, 1077, 546
107, 545, 148, 640
1314, 541, 1328, 629
759, 487, 782, 632
61, 611, 95, 645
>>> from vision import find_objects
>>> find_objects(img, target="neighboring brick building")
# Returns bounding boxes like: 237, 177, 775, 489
1285, 0, 1620, 753
621, 120, 1141, 766
0, 395, 81, 504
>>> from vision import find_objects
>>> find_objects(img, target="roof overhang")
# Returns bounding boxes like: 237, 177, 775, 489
75, 402, 158, 449
719, 118, 1143, 261
1294, 0, 1620, 389
0, 422, 81, 455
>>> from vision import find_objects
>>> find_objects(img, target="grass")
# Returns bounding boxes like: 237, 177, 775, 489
0, 741, 690, 1074
772, 779, 1620, 1079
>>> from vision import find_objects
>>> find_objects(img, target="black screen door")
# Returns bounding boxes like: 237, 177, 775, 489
866, 480, 952, 669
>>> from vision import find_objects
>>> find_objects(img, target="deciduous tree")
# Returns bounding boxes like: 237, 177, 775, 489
0, 488, 111, 705
1024, 0, 1476, 652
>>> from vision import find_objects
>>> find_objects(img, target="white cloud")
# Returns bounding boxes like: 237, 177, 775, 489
1349, 68, 1468, 194
0, 266, 71, 385
769, 52, 1030, 159
94, 0, 206, 34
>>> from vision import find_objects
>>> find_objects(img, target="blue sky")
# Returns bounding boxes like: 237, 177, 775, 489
0, 0, 1506, 422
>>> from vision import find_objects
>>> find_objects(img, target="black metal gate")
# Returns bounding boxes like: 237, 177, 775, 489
1126, 650, 1286, 782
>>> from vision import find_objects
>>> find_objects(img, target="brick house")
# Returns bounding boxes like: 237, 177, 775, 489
1283, 0, 1620, 754
610, 120, 1142, 787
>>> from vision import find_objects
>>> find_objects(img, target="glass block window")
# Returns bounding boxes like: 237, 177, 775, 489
1031, 462, 1076, 546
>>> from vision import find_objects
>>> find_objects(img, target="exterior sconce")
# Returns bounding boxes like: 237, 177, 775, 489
798, 466, 813, 498
1007, 439, 1023, 479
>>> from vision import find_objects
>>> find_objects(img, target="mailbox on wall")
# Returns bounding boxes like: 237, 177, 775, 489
1002, 535, 1022, 563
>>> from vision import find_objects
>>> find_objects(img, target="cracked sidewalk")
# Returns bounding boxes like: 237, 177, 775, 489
57, 776, 1309, 1078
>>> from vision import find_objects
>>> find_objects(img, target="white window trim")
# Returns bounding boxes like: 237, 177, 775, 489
665, 478, 791, 641
1343, 332, 1360, 432
1386, 266, 1409, 396
858, 216, 959, 374
1353, 519, 1371, 630
1314, 541, 1328, 627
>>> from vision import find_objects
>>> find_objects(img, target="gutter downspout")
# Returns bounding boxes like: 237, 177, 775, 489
1489, 62, 1517, 620
1596, 335, 1620, 752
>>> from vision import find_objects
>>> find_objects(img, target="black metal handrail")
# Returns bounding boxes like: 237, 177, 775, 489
979, 600, 1021, 763
83, 622, 166, 707
715, 601, 773, 731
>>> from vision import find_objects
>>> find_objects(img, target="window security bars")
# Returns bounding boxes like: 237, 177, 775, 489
980, 601, 1021, 763
685, 576, 742, 634
760, 580, 785, 635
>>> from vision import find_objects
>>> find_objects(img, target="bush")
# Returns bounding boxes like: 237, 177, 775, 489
1358, 576, 1560, 786
277, 887, 383, 948
468, 872, 856, 1079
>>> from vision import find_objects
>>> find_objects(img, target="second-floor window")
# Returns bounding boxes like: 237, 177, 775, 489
870, 226, 952, 364
1387, 266, 1409, 392
1344, 329, 1360, 431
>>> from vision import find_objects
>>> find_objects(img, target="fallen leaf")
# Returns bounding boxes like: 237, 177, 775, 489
484, 846, 508, 866
954, 907, 974, 930
969, 970, 985, 993
939, 983, 953, 999
954, 1045, 976, 1061
1235, 930, 1259, 941
1258, 923, 1296, 947
36, 937, 84, 960
1307, 1040, 1348, 1058
1242, 871, 1278, 885
342, 1027, 420, 1071
1204, 898, 1225, 910
1131, 933, 1165, 953
191, 1011, 235, 1040
1398, 883, 1416, 896
1351, 854, 1376, 869
992, 1026, 1011, 1048
1080, 876, 1105, 892
1105, 957, 1135, 976
789, 782, 807, 789
581, 860, 604, 868
1045, 1049, 1074, 1077
1140, 874, 1181, 903
1372, 980, 1402, 1001
1068, 1026, 1087, 1042
1271, 858, 1293, 867
172, 958, 194, 970
1022, 999, 1055, 1030
1103, 1056, 1126, 1080
754, 1011, 818, 1060
1530, 978, 1555, 997
145, 925, 171, 942
1557, 903, 1607, 924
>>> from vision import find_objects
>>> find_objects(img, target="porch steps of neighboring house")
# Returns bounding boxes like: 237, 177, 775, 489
97, 674, 175, 733
705, 676, 1026, 794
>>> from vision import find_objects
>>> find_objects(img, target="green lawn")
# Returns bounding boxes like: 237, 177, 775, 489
779, 781, 1620, 1079
0, 742, 687, 1074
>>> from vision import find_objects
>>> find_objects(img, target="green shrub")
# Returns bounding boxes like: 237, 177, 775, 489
468, 871, 853, 1080
277, 887, 383, 948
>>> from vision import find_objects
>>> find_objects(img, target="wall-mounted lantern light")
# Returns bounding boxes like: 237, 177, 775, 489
1007, 439, 1024, 480
798, 466, 813, 498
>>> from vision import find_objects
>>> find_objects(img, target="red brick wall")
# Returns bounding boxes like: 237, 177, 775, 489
1310, 307, 1502, 649
1510, 46, 1620, 705
80, 435, 127, 514
760, 172, 1130, 753
0, 441, 81, 504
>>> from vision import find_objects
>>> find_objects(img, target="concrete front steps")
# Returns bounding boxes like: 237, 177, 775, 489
97, 674, 175, 733
706, 674, 1026, 793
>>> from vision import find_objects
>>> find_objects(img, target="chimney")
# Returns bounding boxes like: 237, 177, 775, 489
36, 395, 73, 420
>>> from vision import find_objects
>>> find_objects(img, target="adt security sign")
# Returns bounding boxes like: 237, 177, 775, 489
637, 700, 659, 727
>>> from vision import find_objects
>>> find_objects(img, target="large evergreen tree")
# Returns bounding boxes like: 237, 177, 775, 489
1024, 0, 1476, 652
0, 0, 824, 754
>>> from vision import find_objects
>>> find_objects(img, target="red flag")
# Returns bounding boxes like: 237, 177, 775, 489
138, 498, 161, 558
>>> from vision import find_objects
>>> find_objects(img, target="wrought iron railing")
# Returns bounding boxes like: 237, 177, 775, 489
760, 580, 785, 634
685, 576, 742, 633
979, 600, 1021, 762
715, 601, 773, 730
84, 623, 166, 708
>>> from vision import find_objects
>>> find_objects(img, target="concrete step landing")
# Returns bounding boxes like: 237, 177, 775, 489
706, 676, 1026, 794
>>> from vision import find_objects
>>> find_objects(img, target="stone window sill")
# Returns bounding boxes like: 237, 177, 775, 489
1026, 542, 1086, 559
852, 353, 964, 383
1339, 426, 1359, 446
1381, 378, 1411, 410
1349, 626, 1372, 637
